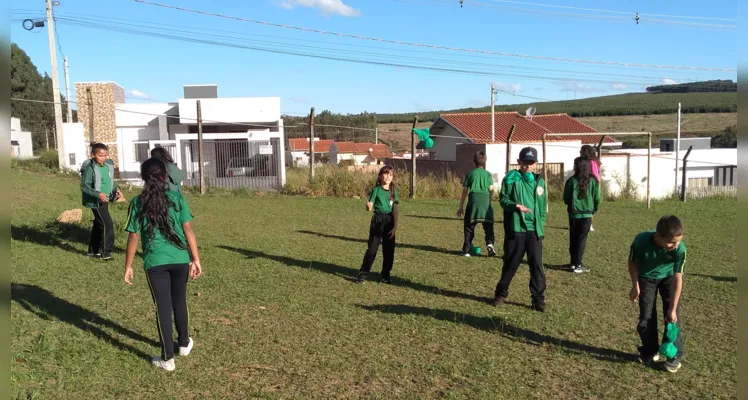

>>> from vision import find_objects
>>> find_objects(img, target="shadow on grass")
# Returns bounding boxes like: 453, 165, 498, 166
11, 283, 158, 361
405, 215, 504, 224
11, 223, 126, 255
219, 245, 499, 305
297, 230, 458, 256
689, 273, 736, 283
359, 304, 637, 364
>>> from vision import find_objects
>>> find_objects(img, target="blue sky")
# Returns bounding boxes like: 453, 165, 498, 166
11, 0, 737, 115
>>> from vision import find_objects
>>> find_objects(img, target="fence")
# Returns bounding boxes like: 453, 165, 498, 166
679, 185, 737, 199
180, 138, 282, 190
509, 162, 565, 188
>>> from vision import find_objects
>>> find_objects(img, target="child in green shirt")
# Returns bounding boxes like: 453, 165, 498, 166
456, 151, 496, 257
124, 158, 203, 372
628, 215, 686, 373
80, 143, 122, 260
563, 157, 600, 273
356, 166, 399, 284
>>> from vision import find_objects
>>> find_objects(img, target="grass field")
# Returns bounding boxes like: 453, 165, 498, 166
377, 113, 736, 151
11, 169, 737, 399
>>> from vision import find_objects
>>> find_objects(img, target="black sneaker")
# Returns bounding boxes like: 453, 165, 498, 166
380, 277, 393, 284
354, 272, 367, 284
638, 353, 663, 364
489, 296, 506, 307
101, 254, 113, 261
573, 264, 590, 274
87, 253, 102, 258
664, 357, 682, 373
532, 300, 546, 312
486, 244, 496, 257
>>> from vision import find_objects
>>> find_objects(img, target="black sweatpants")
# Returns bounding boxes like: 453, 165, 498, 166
360, 213, 396, 278
637, 275, 685, 359
88, 203, 114, 256
462, 219, 495, 254
146, 263, 190, 361
495, 232, 546, 302
568, 217, 592, 266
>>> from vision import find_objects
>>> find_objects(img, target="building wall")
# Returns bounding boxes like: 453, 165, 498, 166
61, 123, 87, 170
75, 82, 125, 170
118, 126, 162, 180
11, 131, 34, 159
429, 123, 466, 161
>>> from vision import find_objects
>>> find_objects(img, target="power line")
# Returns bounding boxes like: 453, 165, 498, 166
130, 0, 736, 72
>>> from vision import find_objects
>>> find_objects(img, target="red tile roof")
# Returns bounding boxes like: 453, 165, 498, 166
438, 112, 614, 144
335, 142, 394, 158
333, 141, 358, 153
288, 138, 334, 153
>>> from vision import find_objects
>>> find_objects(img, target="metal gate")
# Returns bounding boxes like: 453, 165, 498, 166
150, 140, 178, 161
180, 138, 281, 190
510, 162, 565, 188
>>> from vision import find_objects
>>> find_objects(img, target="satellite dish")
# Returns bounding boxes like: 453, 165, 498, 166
526, 107, 537, 117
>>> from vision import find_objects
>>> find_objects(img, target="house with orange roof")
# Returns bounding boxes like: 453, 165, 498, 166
286, 137, 334, 166
330, 141, 394, 166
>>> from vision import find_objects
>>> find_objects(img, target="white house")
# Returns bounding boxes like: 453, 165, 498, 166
10, 118, 33, 158
330, 142, 394, 166
287, 138, 334, 166
63, 83, 287, 189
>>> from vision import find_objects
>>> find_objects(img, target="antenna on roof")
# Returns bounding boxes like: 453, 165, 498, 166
525, 107, 536, 120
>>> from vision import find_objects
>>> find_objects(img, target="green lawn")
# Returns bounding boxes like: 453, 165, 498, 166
11, 169, 736, 399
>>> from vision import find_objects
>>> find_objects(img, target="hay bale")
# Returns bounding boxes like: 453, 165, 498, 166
56, 209, 83, 224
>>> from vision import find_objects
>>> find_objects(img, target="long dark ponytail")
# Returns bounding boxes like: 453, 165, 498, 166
137, 158, 185, 249
573, 156, 591, 199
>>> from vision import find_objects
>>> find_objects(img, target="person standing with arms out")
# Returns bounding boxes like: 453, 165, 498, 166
80, 143, 122, 260
150, 147, 184, 193
456, 151, 496, 257
629, 215, 686, 373
580, 145, 601, 231
124, 158, 203, 371
563, 157, 600, 274
356, 166, 398, 284
491, 147, 547, 312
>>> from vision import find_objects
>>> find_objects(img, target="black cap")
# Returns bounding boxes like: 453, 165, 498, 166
519, 147, 538, 163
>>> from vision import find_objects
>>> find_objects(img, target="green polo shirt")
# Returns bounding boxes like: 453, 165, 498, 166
369, 185, 398, 214
629, 231, 687, 280
463, 168, 493, 194
99, 164, 112, 196
125, 192, 194, 270
520, 178, 536, 231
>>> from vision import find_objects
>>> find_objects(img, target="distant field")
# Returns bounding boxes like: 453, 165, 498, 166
378, 113, 737, 151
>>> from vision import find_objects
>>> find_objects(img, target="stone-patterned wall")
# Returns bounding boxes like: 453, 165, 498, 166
75, 82, 124, 173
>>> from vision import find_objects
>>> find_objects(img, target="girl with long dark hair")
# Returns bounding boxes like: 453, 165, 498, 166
124, 158, 202, 371
563, 157, 600, 273
150, 147, 184, 193
580, 145, 601, 231
80, 142, 122, 260
356, 166, 399, 284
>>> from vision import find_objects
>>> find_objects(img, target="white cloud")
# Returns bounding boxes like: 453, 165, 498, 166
127, 90, 154, 100
289, 96, 310, 104
278, 0, 361, 17
611, 83, 628, 90
552, 80, 606, 94
661, 78, 678, 85
492, 82, 523, 93
464, 99, 485, 108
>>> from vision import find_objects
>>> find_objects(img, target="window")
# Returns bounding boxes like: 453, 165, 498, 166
133, 142, 150, 162
687, 177, 712, 188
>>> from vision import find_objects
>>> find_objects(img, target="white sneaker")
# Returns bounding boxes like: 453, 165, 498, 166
179, 338, 194, 356
151, 357, 176, 371
486, 244, 496, 257
462, 253, 471, 257
589, 225, 595, 232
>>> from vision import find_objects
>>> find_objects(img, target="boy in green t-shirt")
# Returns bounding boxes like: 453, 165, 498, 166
456, 151, 495, 257
628, 215, 686, 373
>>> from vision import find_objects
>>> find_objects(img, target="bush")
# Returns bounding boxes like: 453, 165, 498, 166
11, 150, 62, 173
38, 150, 59, 169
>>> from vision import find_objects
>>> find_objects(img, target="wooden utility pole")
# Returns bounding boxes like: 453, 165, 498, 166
86, 88, 94, 144
309, 107, 315, 181
680, 146, 693, 202
647, 132, 652, 209
410, 116, 419, 199
490, 84, 496, 142
505, 124, 516, 173
197, 100, 205, 194
45, 127, 49, 150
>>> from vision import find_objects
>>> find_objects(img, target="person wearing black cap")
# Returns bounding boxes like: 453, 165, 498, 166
491, 146, 548, 312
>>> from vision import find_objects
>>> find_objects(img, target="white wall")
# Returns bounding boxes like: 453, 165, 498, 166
115, 103, 175, 126
474, 140, 582, 181
118, 126, 162, 180
10, 131, 33, 159
62, 123, 87, 171
178, 97, 281, 124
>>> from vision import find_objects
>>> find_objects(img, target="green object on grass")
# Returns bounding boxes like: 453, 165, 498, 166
413, 128, 434, 149
471, 246, 481, 255
659, 322, 680, 360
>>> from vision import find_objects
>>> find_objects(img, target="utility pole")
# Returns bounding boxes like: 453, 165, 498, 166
375, 127, 378, 144
309, 107, 315, 181
410, 116, 418, 199
674, 102, 681, 194
46, 0, 64, 168
490, 84, 496, 143
45, 127, 49, 150
197, 100, 205, 194
64, 56, 73, 123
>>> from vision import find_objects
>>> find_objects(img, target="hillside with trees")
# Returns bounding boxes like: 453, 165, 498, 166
11, 42, 74, 154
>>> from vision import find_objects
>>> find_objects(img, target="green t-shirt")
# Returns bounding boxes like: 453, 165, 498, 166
629, 231, 687, 280
125, 191, 194, 270
520, 179, 536, 231
463, 168, 493, 194
369, 185, 398, 214
99, 164, 112, 196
